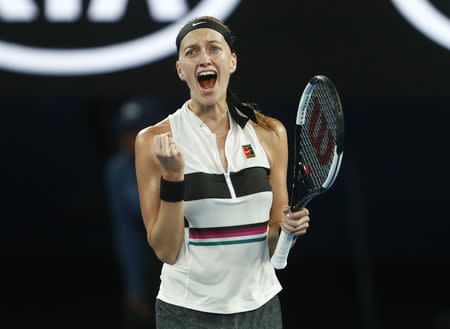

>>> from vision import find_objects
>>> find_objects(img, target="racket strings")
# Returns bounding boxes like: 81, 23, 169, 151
298, 82, 338, 187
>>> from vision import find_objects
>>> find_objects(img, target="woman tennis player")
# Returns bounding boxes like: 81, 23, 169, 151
135, 16, 310, 328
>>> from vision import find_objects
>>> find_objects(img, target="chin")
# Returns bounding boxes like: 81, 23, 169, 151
195, 91, 222, 107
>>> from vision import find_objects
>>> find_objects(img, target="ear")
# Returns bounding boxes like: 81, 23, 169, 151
230, 53, 237, 74
176, 61, 185, 81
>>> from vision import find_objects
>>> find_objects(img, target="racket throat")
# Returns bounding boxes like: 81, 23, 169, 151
290, 191, 320, 213
290, 159, 322, 212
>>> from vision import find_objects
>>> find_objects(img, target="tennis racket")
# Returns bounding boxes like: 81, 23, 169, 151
271, 75, 344, 269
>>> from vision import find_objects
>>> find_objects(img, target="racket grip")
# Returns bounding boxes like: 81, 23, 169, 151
270, 230, 295, 269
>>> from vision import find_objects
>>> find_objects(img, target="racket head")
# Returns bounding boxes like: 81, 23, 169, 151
290, 75, 344, 212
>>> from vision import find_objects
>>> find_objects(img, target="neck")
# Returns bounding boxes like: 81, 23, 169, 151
188, 99, 230, 134
188, 98, 229, 124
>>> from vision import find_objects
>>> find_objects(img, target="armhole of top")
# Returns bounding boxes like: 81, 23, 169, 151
247, 123, 271, 169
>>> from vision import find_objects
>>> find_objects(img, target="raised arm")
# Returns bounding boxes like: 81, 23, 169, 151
135, 122, 186, 265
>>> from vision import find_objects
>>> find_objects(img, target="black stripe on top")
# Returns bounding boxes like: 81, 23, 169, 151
230, 167, 271, 197
184, 172, 231, 201
184, 166, 271, 201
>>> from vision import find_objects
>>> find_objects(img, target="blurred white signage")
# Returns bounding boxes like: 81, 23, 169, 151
0, 0, 241, 75
391, 0, 450, 51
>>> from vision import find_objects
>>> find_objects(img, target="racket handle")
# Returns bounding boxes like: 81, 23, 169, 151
270, 229, 294, 269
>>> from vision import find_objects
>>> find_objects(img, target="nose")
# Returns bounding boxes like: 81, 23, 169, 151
199, 49, 211, 66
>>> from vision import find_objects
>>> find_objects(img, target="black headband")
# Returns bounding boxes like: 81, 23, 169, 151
176, 18, 233, 53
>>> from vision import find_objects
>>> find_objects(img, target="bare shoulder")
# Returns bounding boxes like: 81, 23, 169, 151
252, 115, 288, 168
135, 119, 171, 178
252, 116, 287, 145
136, 119, 171, 149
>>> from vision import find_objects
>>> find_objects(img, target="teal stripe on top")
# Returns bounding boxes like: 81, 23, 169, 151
189, 236, 267, 246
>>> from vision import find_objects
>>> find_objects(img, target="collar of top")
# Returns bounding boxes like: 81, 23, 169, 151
229, 104, 257, 129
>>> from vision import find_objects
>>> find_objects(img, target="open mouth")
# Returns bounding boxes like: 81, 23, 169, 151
197, 70, 217, 90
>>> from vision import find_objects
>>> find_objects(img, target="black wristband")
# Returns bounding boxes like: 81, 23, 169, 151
160, 177, 184, 202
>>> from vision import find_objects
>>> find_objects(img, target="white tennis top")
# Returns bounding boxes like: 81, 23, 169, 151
156, 100, 282, 314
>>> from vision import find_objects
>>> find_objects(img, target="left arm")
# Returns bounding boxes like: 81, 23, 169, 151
255, 118, 310, 256
255, 119, 289, 256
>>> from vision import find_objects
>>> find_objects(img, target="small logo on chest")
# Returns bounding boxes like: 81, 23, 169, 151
242, 144, 255, 159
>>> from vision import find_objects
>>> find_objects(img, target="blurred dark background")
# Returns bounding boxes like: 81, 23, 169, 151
1, 1, 449, 328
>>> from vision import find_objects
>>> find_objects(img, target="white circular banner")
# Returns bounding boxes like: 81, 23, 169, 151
0, 0, 241, 75
391, 0, 450, 51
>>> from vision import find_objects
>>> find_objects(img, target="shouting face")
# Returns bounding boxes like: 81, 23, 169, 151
176, 28, 237, 108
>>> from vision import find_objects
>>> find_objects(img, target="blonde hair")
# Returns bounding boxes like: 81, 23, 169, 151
254, 111, 279, 134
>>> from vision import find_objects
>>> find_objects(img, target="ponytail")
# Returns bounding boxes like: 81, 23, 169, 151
227, 89, 279, 134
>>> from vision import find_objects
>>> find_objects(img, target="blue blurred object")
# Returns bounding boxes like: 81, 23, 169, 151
115, 97, 167, 133
106, 97, 165, 328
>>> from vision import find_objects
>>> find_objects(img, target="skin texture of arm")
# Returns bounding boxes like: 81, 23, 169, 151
135, 120, 186, 265
254, 117, 310, 256
253, 118, 289, 256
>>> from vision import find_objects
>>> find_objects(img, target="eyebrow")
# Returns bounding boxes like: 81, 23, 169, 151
182, 39, 223, 51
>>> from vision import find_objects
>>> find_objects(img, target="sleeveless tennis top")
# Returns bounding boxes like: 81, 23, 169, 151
156, 101, 282, 314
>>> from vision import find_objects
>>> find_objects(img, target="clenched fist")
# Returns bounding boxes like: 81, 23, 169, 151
154, 132, 185, 181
